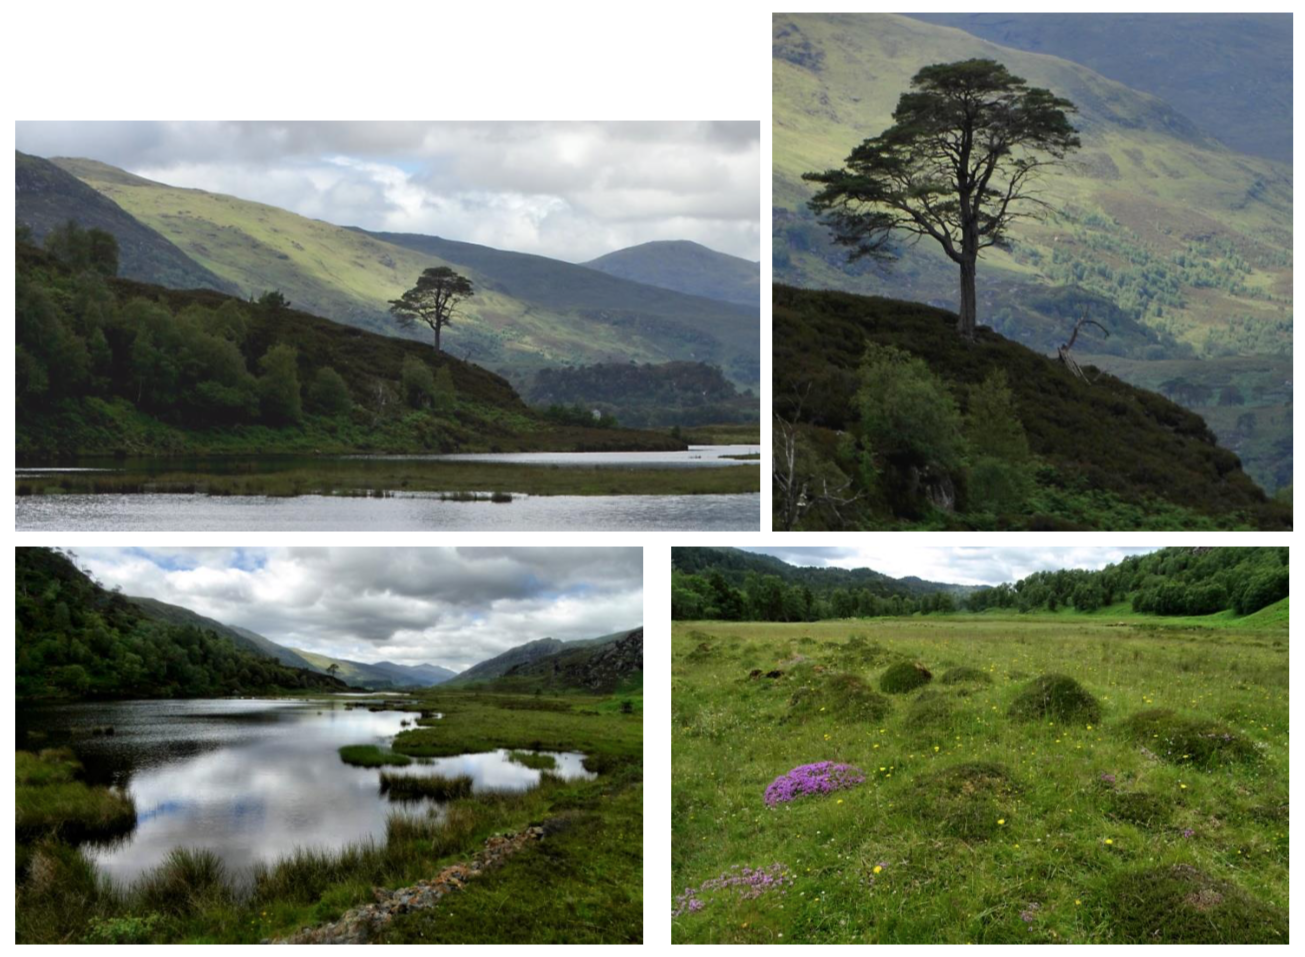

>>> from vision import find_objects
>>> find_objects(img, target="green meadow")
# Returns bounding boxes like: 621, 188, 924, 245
671, 611, 1288, 944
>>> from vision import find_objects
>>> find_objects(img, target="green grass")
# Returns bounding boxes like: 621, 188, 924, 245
16, 689, 642, 944
337, 745, 412, 768
16, 749, 137, 843
17, 458, 758, 498
507, 751, 558, 770
672, 616, 1288, 944
379, 772, 474, 801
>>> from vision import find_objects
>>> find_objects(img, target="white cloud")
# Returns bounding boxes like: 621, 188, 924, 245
74, 547, 642, 673
15, 121, 761, 262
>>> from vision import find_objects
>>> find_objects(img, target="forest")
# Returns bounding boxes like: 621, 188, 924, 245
672, 546, 1288, 623
15, 548, 346, 699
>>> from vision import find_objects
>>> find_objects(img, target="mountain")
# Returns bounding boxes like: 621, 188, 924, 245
443, 630, 635, 687
672, 546, 971, 597
16, 548, 346, 699
15, 151, 238, 294
772, 13, 1292, 492
774, 284, 1288, 530
583, 240, 761, 307
130, 597, 320, 671
39, 158, 759, 392
498, 628, 643, 694
130, 596, 458, 689
357, 230, 760, 388
904, 14, 1292, 164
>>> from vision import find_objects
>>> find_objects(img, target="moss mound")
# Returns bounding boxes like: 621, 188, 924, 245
684, 634, 719, 664
788, 673, 892, 723
1120, 709, 1259, 767
880, 661, 933, 694
939, 666, 992, 685
1105, 790, 1171, 827
906, 690, 954, 729
906, 762, 1018, 840
1007, 673, 1101, 723
1109, 864, 1287, 943
834, 635, 892, 667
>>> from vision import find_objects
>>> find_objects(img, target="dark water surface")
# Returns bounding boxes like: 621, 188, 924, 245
19, 698, 592, 885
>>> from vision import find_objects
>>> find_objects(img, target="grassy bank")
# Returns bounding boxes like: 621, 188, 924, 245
17, 459, 759, 498
671, 618, 1287, 944
16, 689, 642, 944
16, 749, 136, 844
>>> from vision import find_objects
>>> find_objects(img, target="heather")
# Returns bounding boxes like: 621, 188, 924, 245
672, 614, 1287, 943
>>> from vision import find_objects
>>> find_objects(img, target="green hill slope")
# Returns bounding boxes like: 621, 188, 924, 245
583, 240, 760, 307
772, 13, 1292, 491
129, 597, 320, 671
16, 548, 346, 699
46, 158, 759, 391
16, 152, 237, 294
774, 284, 1288, 531
491, 628, 643, 694
905, 13, 1292, 164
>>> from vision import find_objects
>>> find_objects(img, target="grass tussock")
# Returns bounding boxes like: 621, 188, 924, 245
788, 673, 893, 723
1119, 708, 1259, 767
338, 744, 413, 768
1104, 789, 1171, 827
879, 661, 932, 694
1108, 864, 1288, 943
379, 772, 474, 801
134, 848, 233, 917
905, 690, 955, 729
938, 666, 992, 685
506, 751, 557, 770
905, 762, 1019, 840
1007, 673, 1101, 723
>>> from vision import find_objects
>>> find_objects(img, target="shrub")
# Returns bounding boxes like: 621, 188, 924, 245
402, 354, 437, 408
764, 762, 865, 807
880, 661, 932, 694
1119, 709, 1258, 767
906, 762, 1019, 840
788, 673, 893, 722
84, 914, 163, 944
939, 666, 992, 685
307, 366, 353, 416
257, 344, 302, 424
1108, 865, 1287, 943
1007, 673, 1100, 723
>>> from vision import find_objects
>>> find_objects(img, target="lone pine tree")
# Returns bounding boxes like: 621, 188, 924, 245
805, 59, 1080, 339
389, 266, 475, 353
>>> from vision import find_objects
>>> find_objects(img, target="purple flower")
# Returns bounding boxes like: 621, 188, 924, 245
764, 762, 866, 807
1182, 828, 1195, 838
673, 863, 794, 918
1099, 772, 1116, 785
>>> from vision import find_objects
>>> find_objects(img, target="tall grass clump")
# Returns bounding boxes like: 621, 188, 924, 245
379, 772, 474, 801
1007, 673, 1101, 722
133, 848, 233, 917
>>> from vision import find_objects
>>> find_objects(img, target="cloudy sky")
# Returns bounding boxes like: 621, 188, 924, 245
742, 547, 1162, 587
72, 547, 642, 672
15, 120, 760, 262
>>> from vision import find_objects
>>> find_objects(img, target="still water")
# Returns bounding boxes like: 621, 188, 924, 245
381, 445, 760, 467
16, 491, 760, 531
19, 698, 593, 885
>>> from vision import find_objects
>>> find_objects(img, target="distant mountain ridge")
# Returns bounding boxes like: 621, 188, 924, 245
672, 546, 975, 597
16, 151, 238, 294
501, 627, 643, 693
443, 629, 637, 687
583, 240, 760, 307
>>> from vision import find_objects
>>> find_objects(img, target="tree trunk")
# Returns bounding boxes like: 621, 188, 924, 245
957, 256, 977, 340
434, 324, 441, 353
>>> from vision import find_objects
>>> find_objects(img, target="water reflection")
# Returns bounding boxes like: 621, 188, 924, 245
16, 491, 760, 531
20, 699, 592, 885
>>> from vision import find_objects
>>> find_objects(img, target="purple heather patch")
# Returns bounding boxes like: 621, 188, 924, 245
672, 863, 794, 918
764, 761, 866, 807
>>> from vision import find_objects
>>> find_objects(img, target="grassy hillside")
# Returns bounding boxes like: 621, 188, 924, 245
464, 629, 644, 695
49, 159, 758, 390
772, 13, 1292, 490
773, 285, 1288, 530
16, 152, 237, 294
129, 597, 320, 672
583, 240, 761, 307
906, 13, 1292, 164
16, 240, 680, 458
671, 616, 1288, 943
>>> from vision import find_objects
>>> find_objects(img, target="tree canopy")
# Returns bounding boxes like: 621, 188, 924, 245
389, 266, 475, 353
805, 59, 1080, 338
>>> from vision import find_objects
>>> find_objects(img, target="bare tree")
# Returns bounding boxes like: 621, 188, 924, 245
1057, 307, 1109, 382
773, 386, 860, 530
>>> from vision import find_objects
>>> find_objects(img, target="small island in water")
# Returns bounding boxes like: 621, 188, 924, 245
15, 546, 644, 944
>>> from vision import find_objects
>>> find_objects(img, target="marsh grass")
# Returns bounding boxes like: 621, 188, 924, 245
671, 615, 1288, 944
15, 749, 136, 843
337, 745, 413, 768
507, 750, 558, 770
379, 772, 474, 801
